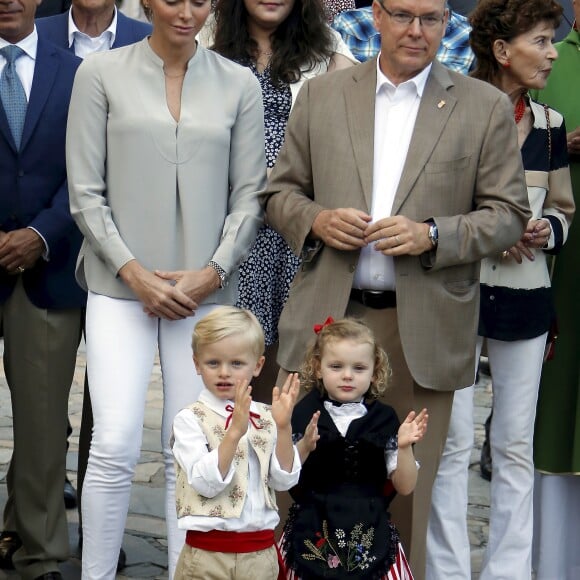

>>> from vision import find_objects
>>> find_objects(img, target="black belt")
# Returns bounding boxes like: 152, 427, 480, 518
350, 289, 397, 309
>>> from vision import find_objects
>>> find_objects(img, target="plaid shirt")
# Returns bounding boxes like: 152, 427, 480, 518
332, 7, 475, 75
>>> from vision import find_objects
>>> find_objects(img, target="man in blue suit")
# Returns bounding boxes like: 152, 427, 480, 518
36, 0, 151, 57
0, 0, 84, 577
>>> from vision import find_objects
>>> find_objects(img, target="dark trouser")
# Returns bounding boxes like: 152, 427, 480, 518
247, 342, 280, 405
77, 371, 91, 529
1, 279, 82, 579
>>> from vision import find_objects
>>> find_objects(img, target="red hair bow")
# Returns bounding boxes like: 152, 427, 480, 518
313, 316, 335, 335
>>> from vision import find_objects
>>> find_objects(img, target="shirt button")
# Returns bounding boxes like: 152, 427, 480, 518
349, 264, 356, 272
490, 295, 495, 301
18, 170, 24, 177
492, 265, 496, 271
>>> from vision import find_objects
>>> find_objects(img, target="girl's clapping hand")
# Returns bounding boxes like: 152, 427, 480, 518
303, 411, 320, 450
296, 411, 320, 463
397, 408, 429, 449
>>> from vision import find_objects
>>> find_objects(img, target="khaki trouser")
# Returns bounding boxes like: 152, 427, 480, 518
174, 544, 279, 580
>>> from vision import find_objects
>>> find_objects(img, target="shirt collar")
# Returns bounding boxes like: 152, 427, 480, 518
323, 399, 367, 413
0, 27, 38, 60
68, 6, 117, 48
323, 399, 367, 437
375, 56, 431, 98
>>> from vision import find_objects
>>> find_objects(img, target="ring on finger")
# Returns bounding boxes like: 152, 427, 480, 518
395, 235, 401, 245
501, 250, 509, 259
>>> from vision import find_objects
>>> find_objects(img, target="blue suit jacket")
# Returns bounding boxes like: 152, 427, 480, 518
0, 37, 85, 309
36, 10, 151, 51
17, 12, 150, 309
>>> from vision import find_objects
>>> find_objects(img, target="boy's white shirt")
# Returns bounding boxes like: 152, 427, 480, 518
172, 388, 300, 531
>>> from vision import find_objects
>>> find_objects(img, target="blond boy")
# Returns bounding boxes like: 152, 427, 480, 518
172, 306, 301, 579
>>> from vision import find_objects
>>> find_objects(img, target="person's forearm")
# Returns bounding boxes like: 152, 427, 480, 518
391, 446, 418, 496
275, 425, 295, 473
217, 429, 243, 480
296, 438, 312, 465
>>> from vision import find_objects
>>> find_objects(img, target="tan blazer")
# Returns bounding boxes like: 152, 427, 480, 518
265, 59, 531, 390
66, 39, 266, 304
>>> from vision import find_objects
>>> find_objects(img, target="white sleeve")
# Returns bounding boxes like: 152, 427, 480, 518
268, 445, 301, 491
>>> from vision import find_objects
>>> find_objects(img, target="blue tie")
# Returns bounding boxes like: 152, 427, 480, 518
0, 45, 27, 150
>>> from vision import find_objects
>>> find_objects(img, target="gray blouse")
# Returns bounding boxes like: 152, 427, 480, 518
67, 38, 266, 304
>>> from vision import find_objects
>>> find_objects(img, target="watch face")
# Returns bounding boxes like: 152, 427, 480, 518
429, 224, 438, 245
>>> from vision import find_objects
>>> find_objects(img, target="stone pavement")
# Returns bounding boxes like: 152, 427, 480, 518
0, 343, 493, 579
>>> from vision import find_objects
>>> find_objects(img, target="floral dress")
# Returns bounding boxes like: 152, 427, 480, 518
235, 62, 301, 345
323, 0, 356, 22
281, 390, 414, 579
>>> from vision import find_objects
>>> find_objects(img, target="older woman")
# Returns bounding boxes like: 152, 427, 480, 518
65, 0, 266, 576
208, 0, 355, 396
426, 1, 575, 579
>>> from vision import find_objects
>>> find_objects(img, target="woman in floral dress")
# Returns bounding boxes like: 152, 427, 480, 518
210, 0, 356, 396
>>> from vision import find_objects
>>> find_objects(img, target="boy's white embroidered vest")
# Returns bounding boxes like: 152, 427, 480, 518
175, 401, 278, 519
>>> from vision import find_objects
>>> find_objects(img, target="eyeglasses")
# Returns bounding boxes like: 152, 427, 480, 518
378, 2, 446, 28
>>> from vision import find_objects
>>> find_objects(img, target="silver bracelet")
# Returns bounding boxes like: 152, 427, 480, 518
207, 260, 227, 288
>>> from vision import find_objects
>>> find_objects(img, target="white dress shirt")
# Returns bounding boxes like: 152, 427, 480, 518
0, 28, 37, 99
353, 60, 431, 291
68, 7, 117, 59
172, 388, 300, 532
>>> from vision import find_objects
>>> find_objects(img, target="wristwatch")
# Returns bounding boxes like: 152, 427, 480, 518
428, 222, 438, 249
207, 260, 227, 288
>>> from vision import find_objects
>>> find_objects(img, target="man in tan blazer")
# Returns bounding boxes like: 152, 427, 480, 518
264, 0, 531, 578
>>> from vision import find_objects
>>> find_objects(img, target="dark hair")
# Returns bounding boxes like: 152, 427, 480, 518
469, 0, 563, 83
212, 0, 334, 86
301, 318, 390, 400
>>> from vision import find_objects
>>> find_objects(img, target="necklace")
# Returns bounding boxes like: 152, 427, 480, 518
514, 94, 526, 124
256, 48, 273, 57
163, 67, 186, 79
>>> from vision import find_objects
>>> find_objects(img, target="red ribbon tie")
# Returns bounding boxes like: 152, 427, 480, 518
224, 404, 262, 430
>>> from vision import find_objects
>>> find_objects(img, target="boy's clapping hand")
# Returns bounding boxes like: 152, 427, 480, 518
229, 380, 252, 438
271, 373, 300, 429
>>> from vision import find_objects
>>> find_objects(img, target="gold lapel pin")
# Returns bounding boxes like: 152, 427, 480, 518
437, 100, 446, 109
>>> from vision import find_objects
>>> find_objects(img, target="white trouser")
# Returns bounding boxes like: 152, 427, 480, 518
81, 293, 217, 580
426, 333, 546, 580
